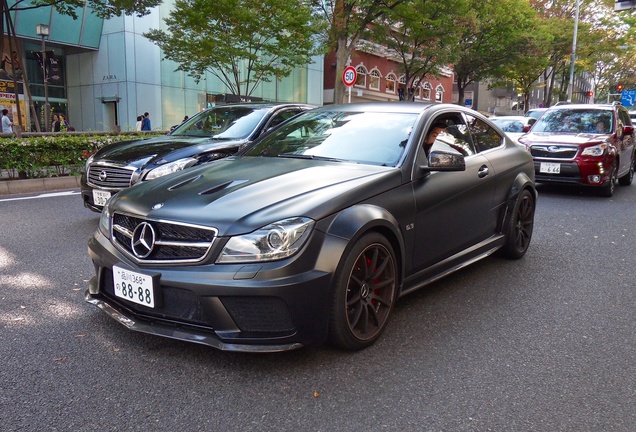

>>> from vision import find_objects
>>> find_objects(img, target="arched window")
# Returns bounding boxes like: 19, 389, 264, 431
421, 82, 432, 100
435, 84, 444, 102
397, 75, 407, 100
355, 65, 367, 87
368, 68, 381, 91
385, 73, 397, 94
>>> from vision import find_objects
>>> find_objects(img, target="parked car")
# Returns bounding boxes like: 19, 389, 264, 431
525, 108, 547, 120
518, 103, 635, 197
85, 102, 537, 352
81, 102, 314, 212
489, 115, 537, 144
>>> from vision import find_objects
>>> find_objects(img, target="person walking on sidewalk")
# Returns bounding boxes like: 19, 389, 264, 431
2, 109, 13, 133
141, 112, 151, 131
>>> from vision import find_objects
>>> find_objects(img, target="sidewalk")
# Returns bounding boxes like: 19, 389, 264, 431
0, 175, 81, 195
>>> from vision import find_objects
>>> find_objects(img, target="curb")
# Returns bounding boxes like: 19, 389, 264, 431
0, 175, 81, 196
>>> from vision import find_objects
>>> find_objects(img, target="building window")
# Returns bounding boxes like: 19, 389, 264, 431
369, 69, 381, 91
398, 75, 407, 100
422, 83, 432, 100
435, 85, 444, 102
386, 73, 397, 94
355, 65, 367, 87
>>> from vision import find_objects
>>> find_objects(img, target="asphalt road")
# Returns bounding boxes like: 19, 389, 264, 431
1, 184, 635, 431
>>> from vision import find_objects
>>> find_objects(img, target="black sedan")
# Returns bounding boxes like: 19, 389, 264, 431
81, 103, 313, 212
85, 102, 536, 352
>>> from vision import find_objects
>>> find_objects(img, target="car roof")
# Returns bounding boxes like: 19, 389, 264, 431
543, 104, 618, 111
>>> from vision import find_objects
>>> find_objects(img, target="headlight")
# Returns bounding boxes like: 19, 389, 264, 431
216, 217, 314, 263
98, 204, 111, 239
581, 143, 607, 156
143, 157, 197, 181
85, 154, 94, 172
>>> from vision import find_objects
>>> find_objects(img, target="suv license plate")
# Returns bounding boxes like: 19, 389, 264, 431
113, 265, 155, 308
93, 190, 111, 206
540, 162, 561, 174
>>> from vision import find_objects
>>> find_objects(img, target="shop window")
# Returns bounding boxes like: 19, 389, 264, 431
422, 83, 432, 100
435, 85, 444, 102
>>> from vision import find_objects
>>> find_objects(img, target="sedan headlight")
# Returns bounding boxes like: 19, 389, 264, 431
581, 143, 607, 157
85, 154, 94, 172
98, 204, 111, 238
217, 217, 314, 263
143, 157, 198, 181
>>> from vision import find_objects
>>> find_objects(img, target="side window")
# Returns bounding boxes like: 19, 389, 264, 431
465, 114, 505, 152
423, 115, 477, 158
266, 109, 301, 131
619, 109, 631, 127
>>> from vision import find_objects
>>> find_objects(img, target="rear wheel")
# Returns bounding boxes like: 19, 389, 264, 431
500, 189, 535, 259
600, 163, 617, 197
328, 232, 397, 350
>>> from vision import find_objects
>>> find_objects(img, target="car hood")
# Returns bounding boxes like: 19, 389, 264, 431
521, 131, 609, 146
93, 135, 248, 168
110, 157, 401, 236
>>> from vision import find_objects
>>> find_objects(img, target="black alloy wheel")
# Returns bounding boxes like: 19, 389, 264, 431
500, 189, 535, 259
600, 162, 618, 197
618, 152, 635, 186
328, 233, 397, 350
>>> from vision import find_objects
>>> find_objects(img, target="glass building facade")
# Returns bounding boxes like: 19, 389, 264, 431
6, 0, 323, 132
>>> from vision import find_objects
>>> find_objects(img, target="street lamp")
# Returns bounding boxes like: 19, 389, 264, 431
35, 24, 50, 132
566, 0, 580, 102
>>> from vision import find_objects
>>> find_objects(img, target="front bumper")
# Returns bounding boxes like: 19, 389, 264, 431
85, 228, 343, 352
533, 157, 613, 187
80, 175, 122, 213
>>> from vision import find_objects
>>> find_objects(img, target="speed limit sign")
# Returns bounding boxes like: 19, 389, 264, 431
342, 66, 357, 87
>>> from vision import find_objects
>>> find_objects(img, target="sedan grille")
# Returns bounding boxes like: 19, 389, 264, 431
88, 164, 135, 189
530, 145, 578, 160
112, 212, 217, 263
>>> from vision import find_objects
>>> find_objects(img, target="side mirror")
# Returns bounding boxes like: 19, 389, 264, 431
523, 125, 532, 132
623, 125, 634, 135
420, 147, 466, 172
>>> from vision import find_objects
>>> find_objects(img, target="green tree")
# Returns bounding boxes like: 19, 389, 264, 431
4, 0, 160, 19
373, 0, 467, 101
453, 0, 539, 106
144, 0, 322, 100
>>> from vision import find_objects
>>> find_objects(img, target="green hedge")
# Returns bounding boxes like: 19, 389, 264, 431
0, 133, 165, 179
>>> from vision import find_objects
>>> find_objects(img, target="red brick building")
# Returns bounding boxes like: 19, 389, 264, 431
323, 46, 454, 105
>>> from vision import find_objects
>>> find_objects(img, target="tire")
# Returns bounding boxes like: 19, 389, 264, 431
600, 163, 617, 197
618, 153, 635, 186
328, 232, 398, 350
500, 189, 535, 259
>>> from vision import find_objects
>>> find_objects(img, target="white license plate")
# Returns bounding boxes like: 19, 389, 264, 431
113, 265, 155, 308
93, 189, 112, 206
540, 162, 561, 174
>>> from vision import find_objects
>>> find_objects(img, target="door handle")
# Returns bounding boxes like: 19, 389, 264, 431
478, 165, 489, 178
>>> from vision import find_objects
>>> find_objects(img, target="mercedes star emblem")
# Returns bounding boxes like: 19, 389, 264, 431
131, 222, 156, 258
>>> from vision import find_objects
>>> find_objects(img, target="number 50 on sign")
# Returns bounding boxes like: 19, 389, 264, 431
342, 66, 357, 87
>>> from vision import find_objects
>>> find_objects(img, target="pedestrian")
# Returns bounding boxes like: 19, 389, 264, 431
52, 114, 60, 132
141, 112, 151, 131
1, 108, 13, 133
59, 114, 70, 132
135, 115, 143, 131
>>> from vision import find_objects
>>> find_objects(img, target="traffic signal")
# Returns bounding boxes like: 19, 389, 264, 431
617, 83, 624, 92
586, 91, 594, 97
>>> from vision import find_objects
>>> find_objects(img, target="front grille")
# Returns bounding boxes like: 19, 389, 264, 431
220, 296, 295, 333
530, 145, 578, 160
113, 212, 217, 263
88, 164, 135, 188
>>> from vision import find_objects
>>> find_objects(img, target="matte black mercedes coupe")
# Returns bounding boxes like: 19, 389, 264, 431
86, 102, 537, 352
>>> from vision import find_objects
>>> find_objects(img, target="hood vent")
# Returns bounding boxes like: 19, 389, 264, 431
168, 175, 201, 191
199, 179, 248, 195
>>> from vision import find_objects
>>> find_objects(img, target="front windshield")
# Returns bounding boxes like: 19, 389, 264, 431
243, 110, 417, 166
491, 119, 524, 133
533, 109, 614, 134
170, 106, 271, 139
